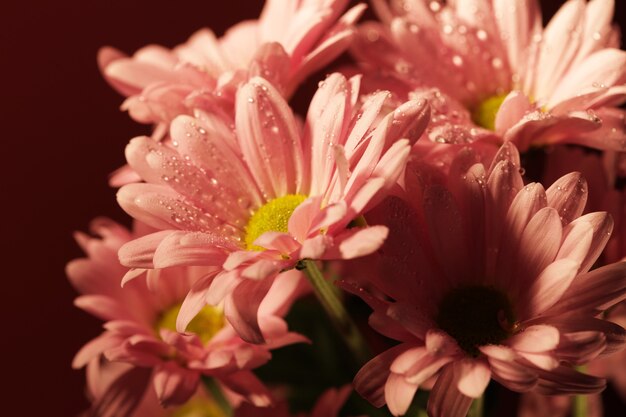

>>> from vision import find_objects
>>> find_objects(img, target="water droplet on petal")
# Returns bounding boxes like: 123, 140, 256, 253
429, 1, 441, 12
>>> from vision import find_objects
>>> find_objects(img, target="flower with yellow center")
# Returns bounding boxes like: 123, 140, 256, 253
244, 194, 308, 251
471, 94, 509, 131
157, 304, 225, 344
118, 73, 428, 344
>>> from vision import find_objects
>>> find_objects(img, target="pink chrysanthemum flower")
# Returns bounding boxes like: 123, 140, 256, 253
116, 73, 429, 343
68, 218, 306, 416
234, 386, 353, 417
348, 142, 626, 417
100, 0, 366, 136
352, 0, 626, 151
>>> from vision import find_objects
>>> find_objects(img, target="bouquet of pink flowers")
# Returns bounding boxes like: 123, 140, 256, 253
69, 1, 626, 416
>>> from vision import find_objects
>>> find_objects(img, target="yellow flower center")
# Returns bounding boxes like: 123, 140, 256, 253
156, 304, 225, 344
169, 397, 226, 417
244, 194, 307, 251
471, 93, 508, 131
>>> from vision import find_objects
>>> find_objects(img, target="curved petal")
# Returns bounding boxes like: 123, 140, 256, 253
455, 358, 491, 398
546, 262, 626, 316
510, 207, 562, 296
523, 259, 581, 318
385, 373, 419, 416
534, 366, 606, 395
176, 272, 217, 332
152, 231, 231, 268
546, 172, 588, 225
236, 77, 304, 199
495, 91, 533, 134
321, 225, 389, 260
224, 276, 275, 344
219, 371, 273, 407
534, 0, 586, 101
549, 48, 626, 107
118, 230, 174, 268
508, 325, 560, 353
171, 114, 263, 211
354, 344, 412, 408
427, 363, 473, 417
153, 362, 199, 407
90, 366, 152, 417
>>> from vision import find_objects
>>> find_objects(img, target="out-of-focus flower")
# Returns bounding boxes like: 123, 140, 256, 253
517, 302, 625, 417
347, 142, 626, 417
82, 359, 231, 417
99, 0, 366, 137
517, 389, 603, 417
590, 302, 626, 401
115, 73, 429, 343
68, 218, 306, 417
352, 0, 626, 151
530, 145, 626, 413
234, 386, 354, 417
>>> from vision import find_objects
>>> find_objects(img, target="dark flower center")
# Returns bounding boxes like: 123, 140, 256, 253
436, 285, 515, 356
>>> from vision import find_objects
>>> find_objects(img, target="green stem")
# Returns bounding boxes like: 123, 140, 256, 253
416, 409, 429, 417
572, 394, 587, 417
467, 395, 484, 417
573, 366, 587, 417
299, 259, 371, 365
202, 376, 233, 417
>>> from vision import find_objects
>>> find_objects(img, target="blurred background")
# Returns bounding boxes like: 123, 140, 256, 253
1, 1, 625, 415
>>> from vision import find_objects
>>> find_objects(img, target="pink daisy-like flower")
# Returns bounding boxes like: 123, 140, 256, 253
100, 0, 366, 136
352, 0, 626, 151
116, 73, 429, 343
348, 142, 626, 417
68, 218, 306, 416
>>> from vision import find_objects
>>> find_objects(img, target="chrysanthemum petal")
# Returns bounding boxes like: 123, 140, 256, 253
455, 358, 491, 398
534, 366, 606, 395
176, 273, 216, 333
427, 363, 473, 417
153, 362, 199, 407
546, 172, 588, 225
118, 231, 173, 268
385, 373, 419, 416
547, 262, 626, 316
322, 226, 389, 260
90, 366, 152, 417
224, 276, 275, 344
236, 77, 304, 199
524, 259, 580, 317
354, 344, 412, 408
495, 91, 533, 134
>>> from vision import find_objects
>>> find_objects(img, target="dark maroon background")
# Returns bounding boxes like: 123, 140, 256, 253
2, 1, 625, 416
